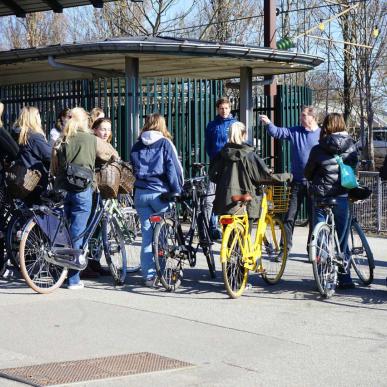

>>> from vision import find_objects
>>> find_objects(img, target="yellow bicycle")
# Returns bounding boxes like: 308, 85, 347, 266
219, 184, 289, 298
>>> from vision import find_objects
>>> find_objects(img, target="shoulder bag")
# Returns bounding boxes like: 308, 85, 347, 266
334, 155, 358, 189
61, 142, 94, 192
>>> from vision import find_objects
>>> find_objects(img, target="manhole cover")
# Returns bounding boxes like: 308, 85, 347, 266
0, 352, 193, 386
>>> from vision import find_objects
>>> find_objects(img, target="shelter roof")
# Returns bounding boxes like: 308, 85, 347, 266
0, 0, 121, 18
0, 36, 324, 85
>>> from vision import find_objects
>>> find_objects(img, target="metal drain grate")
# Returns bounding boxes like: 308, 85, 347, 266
0, 352, 193, 386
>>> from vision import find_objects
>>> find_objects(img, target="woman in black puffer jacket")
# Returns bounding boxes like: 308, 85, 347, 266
304, 113, 358, 289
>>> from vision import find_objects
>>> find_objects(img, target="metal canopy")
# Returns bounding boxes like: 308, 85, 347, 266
0, 36, 323, 85
0, 1, 130, 18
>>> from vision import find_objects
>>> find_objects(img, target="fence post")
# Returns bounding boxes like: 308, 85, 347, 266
377, 174, 382, 233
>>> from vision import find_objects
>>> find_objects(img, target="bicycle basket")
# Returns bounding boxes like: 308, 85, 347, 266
267, 184, 290, 213
182, 177, 207, 199
5, 162, 42, 199
118, 162, 136, 194
96, 162, 121, 199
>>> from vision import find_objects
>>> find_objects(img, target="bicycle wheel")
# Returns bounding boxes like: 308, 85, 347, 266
221, 222, 248, 299
102, 215, 127, 285
309, 222, 337, 298
349, 220, 374, 285
198, 213, 216, 279
153, 218, 182, 291
19, 219, 68, 294
120, 207, 141, 273
261, 217, 287, 285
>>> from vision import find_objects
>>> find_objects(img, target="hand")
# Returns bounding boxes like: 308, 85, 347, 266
259, 114, 271, 125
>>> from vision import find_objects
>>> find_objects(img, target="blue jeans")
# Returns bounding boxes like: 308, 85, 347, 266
312, 196, 351, 283
64, 187, 93, 286
134, 188, 170, 280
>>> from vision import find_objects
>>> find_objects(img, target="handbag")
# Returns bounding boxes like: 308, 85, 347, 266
334, 155, 358, 189
61, 143, 94, 192
5, 162, 42, 199
96, 162, 121, 199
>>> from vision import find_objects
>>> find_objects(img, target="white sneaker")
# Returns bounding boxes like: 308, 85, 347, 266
67, 281, 85, 290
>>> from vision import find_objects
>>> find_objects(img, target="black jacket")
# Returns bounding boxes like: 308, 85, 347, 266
0, 126, 19, 162
209, 143, 291, 218
18, 131, 52, 175
304, 132, 358, 197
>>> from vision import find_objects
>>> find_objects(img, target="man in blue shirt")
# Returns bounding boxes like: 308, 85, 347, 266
204, 97, 236, 239
259, 106, 320, 254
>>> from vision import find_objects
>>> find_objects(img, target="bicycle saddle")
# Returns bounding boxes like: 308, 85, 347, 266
316, 197, 337, 208
231, 193, 253, 203
160, 192, 181, 202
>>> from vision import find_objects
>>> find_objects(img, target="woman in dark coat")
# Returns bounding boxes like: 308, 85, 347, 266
304, 113, 358, 289
13, 106, 52, 205
209, 121, 292, 220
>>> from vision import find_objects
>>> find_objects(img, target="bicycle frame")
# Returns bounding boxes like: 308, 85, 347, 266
219, 193, 271, 271
25, 193, 107, 270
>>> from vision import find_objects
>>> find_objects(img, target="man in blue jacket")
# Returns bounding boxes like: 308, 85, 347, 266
259, 106, 320, 255
204, 97, 236, 239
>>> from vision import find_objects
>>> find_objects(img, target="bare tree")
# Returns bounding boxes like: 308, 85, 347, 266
0, 12, 67, 49
90, 0, 195, 38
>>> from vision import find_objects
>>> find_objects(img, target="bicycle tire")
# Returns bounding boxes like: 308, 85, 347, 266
120, 207, 141, 273
0, 240, 7, 277
198, 213, 216, 279
309, 222, 337, 298
261, 217, 287, 285
153, 217, 182, 291
349, 220, 374, 285
19, 219, 68, 294
221, 222, 249, 299
102, 215, 127, 285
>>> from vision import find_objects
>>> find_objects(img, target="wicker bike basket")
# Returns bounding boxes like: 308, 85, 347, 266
266, 183, 291, 214
96, 162, 121, 199
5, 163, 42, 199
118, 162, 136, 194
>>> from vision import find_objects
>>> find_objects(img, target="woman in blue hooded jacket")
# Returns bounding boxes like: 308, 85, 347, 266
130, 113, 183, 286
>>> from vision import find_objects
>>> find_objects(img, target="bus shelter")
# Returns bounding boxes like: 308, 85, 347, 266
0, 36, 323, 171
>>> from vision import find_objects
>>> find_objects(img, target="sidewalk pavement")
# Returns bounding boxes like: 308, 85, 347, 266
0, 227, 386, 387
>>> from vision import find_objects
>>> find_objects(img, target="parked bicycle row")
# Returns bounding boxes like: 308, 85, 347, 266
0, 99, 377, 299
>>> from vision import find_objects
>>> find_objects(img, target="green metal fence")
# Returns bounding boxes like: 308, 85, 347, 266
0, 79, 311, 181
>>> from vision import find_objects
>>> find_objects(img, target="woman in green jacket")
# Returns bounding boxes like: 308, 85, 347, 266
209, 121, 292, 220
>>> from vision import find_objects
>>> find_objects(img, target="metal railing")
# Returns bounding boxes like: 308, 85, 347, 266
352, 171, 387, 233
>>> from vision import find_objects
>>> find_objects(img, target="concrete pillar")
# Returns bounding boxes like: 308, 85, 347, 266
240, 67, 253, 145
125, 57, 139, 154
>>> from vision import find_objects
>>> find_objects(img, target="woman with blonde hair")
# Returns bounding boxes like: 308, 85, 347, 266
305, 113, 358, 289
51, 107, 118, 289
209, 121, 291, 220
130, 113, 183, 286
13, 106, 52, 204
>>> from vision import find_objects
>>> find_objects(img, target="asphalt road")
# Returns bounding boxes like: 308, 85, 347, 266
0, 227, 386, 387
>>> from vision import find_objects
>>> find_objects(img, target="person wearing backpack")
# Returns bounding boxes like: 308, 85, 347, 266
304, 113, 358, 289
51, 107, 118, 289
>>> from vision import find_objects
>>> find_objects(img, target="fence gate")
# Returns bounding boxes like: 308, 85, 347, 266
353, 172, 387, 233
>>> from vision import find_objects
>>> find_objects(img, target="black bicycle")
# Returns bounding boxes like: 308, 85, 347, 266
151, 173, 216, 291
